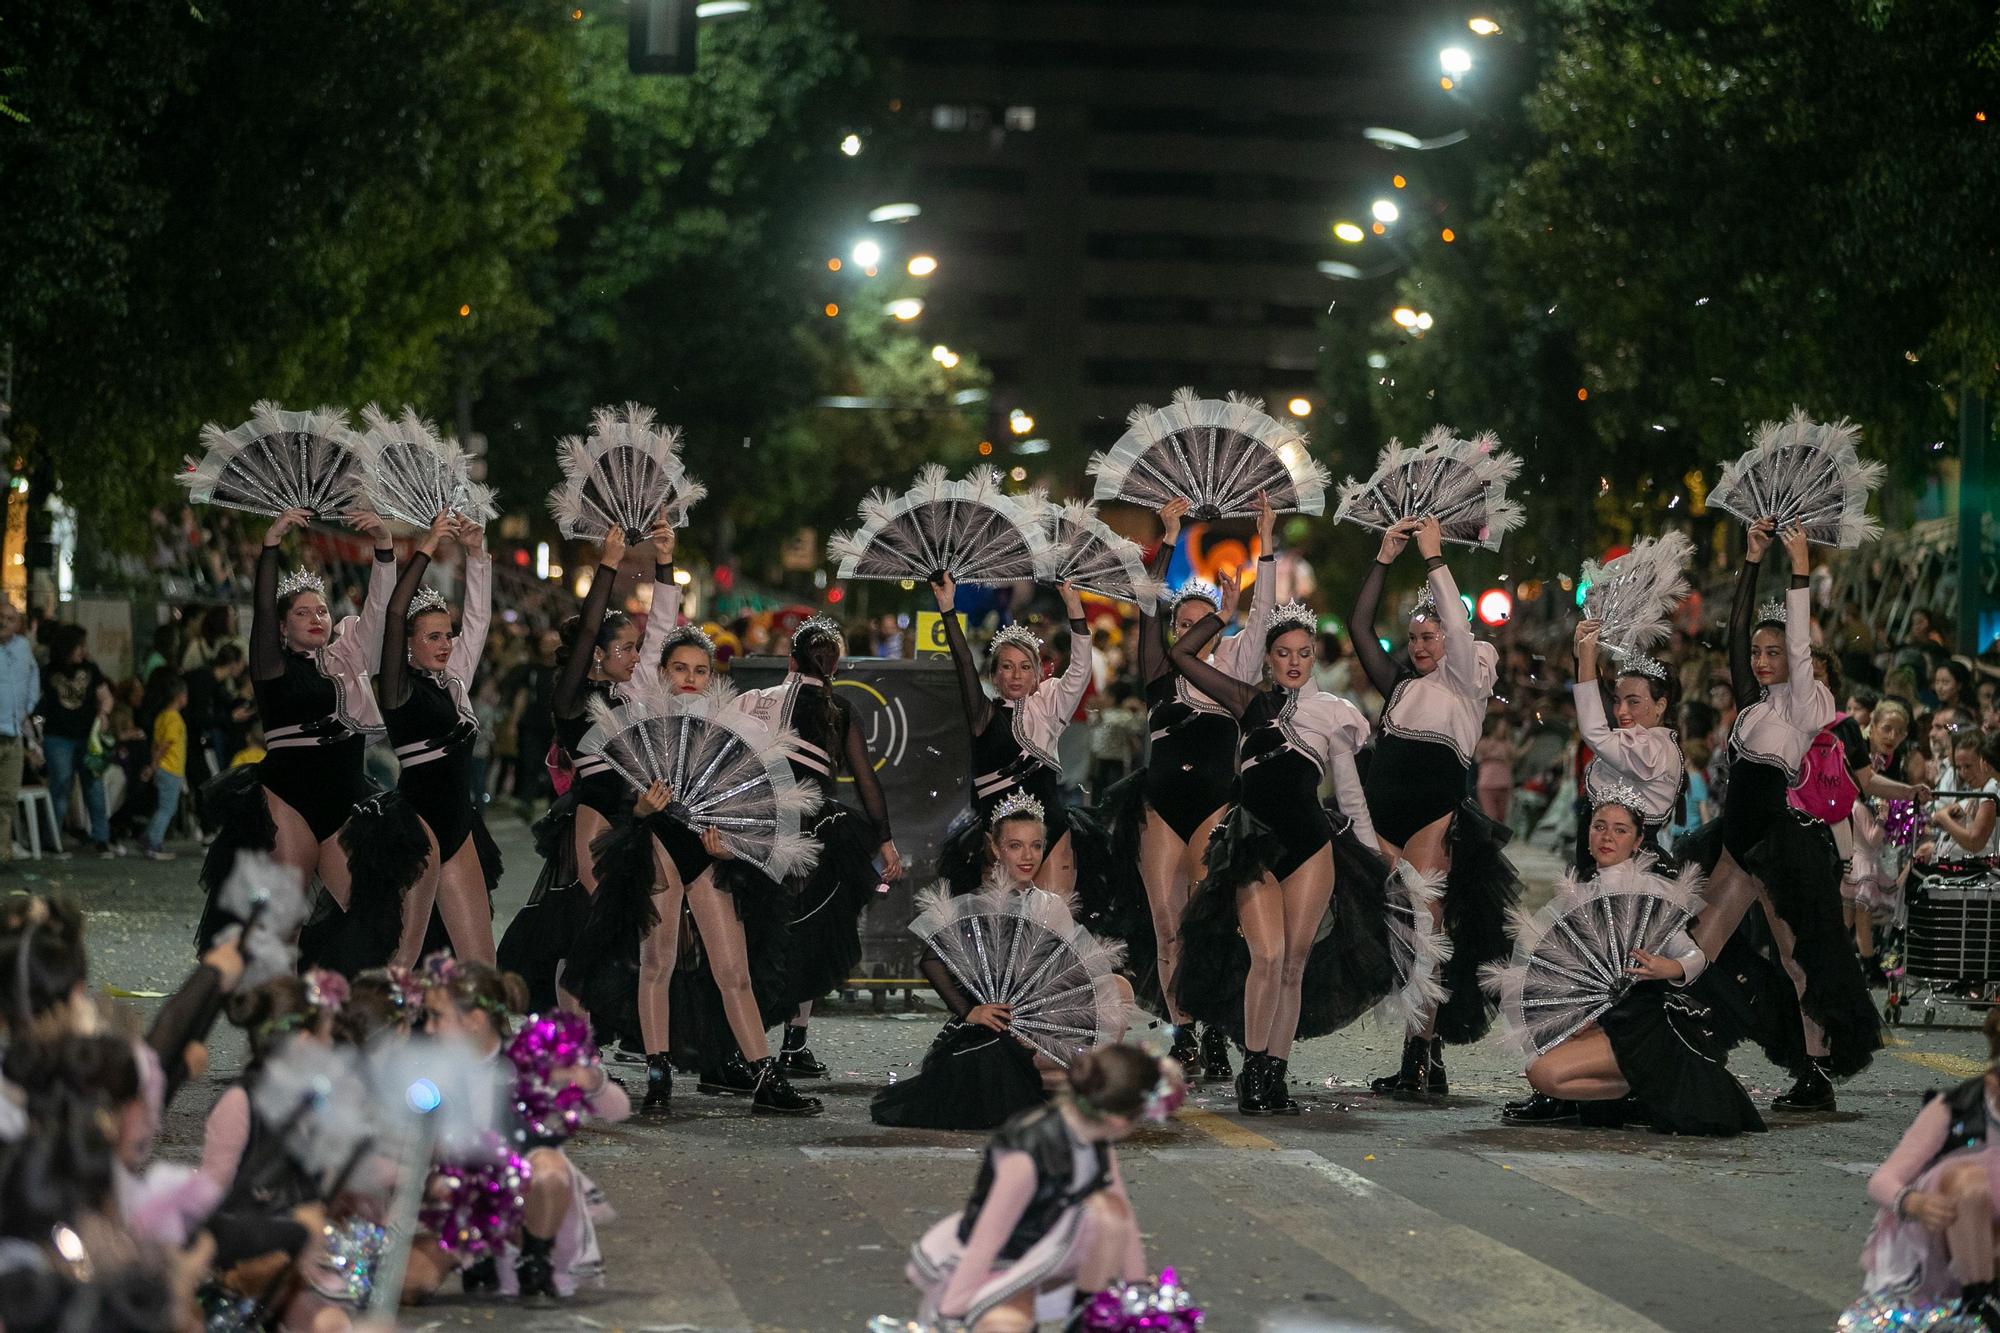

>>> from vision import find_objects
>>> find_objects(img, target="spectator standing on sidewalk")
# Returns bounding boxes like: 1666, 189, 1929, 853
0, 601, 39, 864
37, 623, 116, 856
142, 670, 189, 861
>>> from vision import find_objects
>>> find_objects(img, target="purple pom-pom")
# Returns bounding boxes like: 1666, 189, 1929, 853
1075, 1268, 1204, 1331
418, 1133, 530, 1257
507, 1011, 599, 1143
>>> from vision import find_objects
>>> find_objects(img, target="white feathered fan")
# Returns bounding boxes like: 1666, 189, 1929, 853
1371, 864, 1454, 1033
1334, 427, 1524, 552
1036, 498, 1164, 607
1481, 858, 1705, 1059
906, 882, 1130, 1066
179, 401, 363, 519
1089, 388, 1329, 520
1709, 407, 1883, 548
578, 683, 820, 877
548, 403, 708, 542
1580, 531, 1694, 659
829, 464, 1058, 585
351, 404, 498, 529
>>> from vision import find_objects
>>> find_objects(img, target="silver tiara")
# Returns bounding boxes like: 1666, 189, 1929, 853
990, 624, 1044, 660
990, 790, 1046, 824
1268, 601, 1315, 635
661, 624, 715, 657
1756, 597, 1788, 625
407, 586, 449, 619
793, 614, 845, 652
1172, 580, 1221, 610
276, 568, 325, 601
1593, 778, 1648, 815
1410, 584, 1440, 621
1614, 651, 1668, 682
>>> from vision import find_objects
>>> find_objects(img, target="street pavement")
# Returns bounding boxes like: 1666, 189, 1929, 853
35, 813, 1985, 1333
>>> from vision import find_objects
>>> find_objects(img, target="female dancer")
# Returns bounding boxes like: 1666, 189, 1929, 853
872, 794, 1128, 1131
736, 613, 903, 1077
932, 575, 1091, 892
1118, 494, 1271, 1079
1687, 519, 1880, 1113
364, 512, 496, 964
1165, 597, 1389, 1114
1569, 617, 1684, 871
197, 506, 399, 962
1848, 696, 1924, 979
1502, 794, 1764, 1136
1352, 516, 1518, 1098
904, 1044, 1174, 1333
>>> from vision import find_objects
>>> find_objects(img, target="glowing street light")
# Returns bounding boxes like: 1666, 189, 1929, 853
839, 133, 863, 157
867, 202, 921, 223
1362, 127, 1471, 152
1468, 16, 1501, 35
1286, 397, 1312, 418
1333, 221, 1366, 243
1415, 312, 1434, 330
1391, 307, 1419, 328
931, 344, 961, 368
851, 239, 882, 267
1440, 47, 1472, 76
1371, 199, 1400, 224
906, 254, 938, 277
885, 297, 924, 320
1008, 409, 1035, 435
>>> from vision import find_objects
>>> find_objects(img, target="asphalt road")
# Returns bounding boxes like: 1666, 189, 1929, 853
38, 812, 1982, 1333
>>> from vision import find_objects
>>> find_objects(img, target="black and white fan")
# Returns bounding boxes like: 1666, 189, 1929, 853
1709, 408, 1883, 548
1372, 864, 1454, 1033
1333, 427, 1525, 552
353, 404, 498, 529
1482, 858, 1705, 1060
1088, 388, 1328, 520
1035, 498, 1164, 607
179, 401, 363, 519
548, 403, 707, 542
578, 683, 820, 877
1580, 531, 1694, 659
829, 464, 1058, 585
906, 882, 1130, 1066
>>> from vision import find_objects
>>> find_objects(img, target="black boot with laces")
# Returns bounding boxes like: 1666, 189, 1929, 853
515, 1233, 558, 1300
779, 1024, 828, 1078
1264, 1055, 1301, 1115
751, 1055, 824, 1116
1167, 1024, 1200, 1072
1200, 1025, 1235, 1083
1237, 1050, 1274, 1115
1370, 1035, 1429, 1097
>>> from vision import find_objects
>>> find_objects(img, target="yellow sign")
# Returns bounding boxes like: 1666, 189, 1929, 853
915, 611, 962, 657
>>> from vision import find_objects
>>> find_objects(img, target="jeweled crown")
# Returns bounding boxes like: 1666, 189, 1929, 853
1593, 778, 1648, 816
1268, 601, 1316, 635
990, 624, 1045, 660
276, 568, 325, 601
407, 586, 449, 619
1614, 651, 1668, 682
1172, 580, 1221, 611
794, 614, 845, 651
989, 790, 1046, 825
1756, 597, 1788, 625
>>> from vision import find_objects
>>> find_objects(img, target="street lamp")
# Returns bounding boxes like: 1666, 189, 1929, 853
1286, 397, 1312, 418
1468, 17, 1501, 35
1391, 307, 1419, 328
906, 255, 938, 277
1333, 221, 1366, 243
1008, 409, 1035, 435
885, 297, 924, 321
1371, 199, 1400, 224
1362, 127, 1471, 152
868, 202, 920, 223
839, 133, 863, 157
851, 239, 882, 267
1440, 46, 1472, 76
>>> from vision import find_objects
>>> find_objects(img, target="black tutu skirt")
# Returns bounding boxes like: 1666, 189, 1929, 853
498, 790, 589, 1012
1435, 798, 1523, 1046
1093, 769, 1163, 1013
1677, 810, 1880, 1076
869, 1019, 1047, 1131
193, 765, 279, 950
295, 791, 429, 977
1599, 981, 1766, 1136
783, 803, 880, 1007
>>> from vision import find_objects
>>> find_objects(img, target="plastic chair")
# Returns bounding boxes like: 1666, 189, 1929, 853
16, 787, 60, 859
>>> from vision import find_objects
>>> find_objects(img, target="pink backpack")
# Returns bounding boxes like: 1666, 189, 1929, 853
1788, 715, 1859, 823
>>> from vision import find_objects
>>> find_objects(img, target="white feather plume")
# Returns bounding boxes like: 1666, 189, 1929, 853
828, 463, 1059, 584
579, 681, 821, 877
1087, 387, 1329, 519
214, 852, 311, 989
1034, 497, 1165, 606
906, 881, 1130, 1066
1481, 857, 1706, 1060
1580, 530, 1694, 657
1370, 863, 1454, 1032
250, 1038, 375, 1186
351, 404, 498, 528
179, 401, 363, 518
546, 402, 707, 540
1332, 427, 1524, 551
366, 1034, 507, 1162
1709, 407, 1884, 548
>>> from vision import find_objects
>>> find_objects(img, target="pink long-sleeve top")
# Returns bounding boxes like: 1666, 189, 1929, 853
1867, 1095, 1990, 1209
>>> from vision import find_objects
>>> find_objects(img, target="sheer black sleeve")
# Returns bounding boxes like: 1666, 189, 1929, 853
1349, 559, 1400, 697
554, 562, 619, 722
1135, 540, 1177, 687
921, 949, 974, 1020
146, 964, 224, 1106
250, 546, 284, 682
938, 603, 995, 736
840, 702, 893, 839
1166, 614, 1259, 719
1729, 560, 1760, 711
375, 550, 432, 713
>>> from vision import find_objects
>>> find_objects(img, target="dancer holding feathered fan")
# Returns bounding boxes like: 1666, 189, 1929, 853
1352, 517, 1521, 1100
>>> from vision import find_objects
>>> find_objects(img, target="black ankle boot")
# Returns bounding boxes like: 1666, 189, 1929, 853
751, 1055, 824, 1116
1427, 1037, 1449, 1098
1264, 1055, 1301, 1114
1200, 1025, 1235, 1084
779, 1024, 828, 1078
1370, 1035, 1429, 1097
1771, 1061, 1836, 1113
640, 1053, 673, 1114
1237, 1051, 1274, 1115
1577, 1093, 1648, 1129
1167, 1024, 1200, 1071
515, 1233, 557, 1300
461, 1255, 498, 1294
698, 1050, 759, 1096
1502, 1092, 1579, 1125
1955, 1279, 2000, 1330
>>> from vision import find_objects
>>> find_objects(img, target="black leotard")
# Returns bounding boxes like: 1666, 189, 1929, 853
378, 551, 480, 859
552, 562, 636, 822
939, 607, 1086, 840
1351, 556, 1468, 846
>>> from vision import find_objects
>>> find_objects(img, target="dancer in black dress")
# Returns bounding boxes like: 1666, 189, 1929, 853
737, 614, 903, 1078
196, 505, 403, 964
1684, 519, 1880, 1112
1353, 516, 1520, 1099
932, 575, 1092, 893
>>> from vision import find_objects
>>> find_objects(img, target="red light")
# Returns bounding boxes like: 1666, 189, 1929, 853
827, 587, 845, 604
512, 549, 530, 567
1477, 589, 1512, 626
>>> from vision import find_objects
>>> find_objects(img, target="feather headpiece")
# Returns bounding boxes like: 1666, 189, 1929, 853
277, 569, 325, 602
990, 790, 1046, 825
1268, 601, 1316, 635
989, 624, 1045, 662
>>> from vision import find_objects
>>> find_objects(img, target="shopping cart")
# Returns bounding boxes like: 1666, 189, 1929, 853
1883, 792, 2000, 1028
